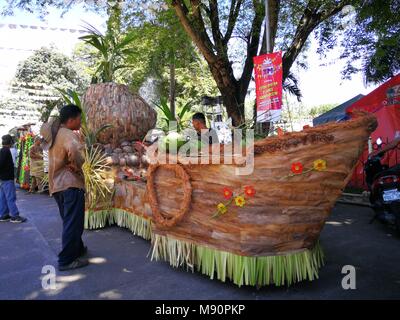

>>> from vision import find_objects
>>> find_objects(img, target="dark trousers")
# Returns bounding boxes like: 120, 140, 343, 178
53, 188, 85, 266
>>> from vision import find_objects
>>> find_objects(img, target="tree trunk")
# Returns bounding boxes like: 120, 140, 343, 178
219, 86, 245, 127
171, 0, 348, 128
171, 1, 245, 127
169, 62, 176, 118
208, 59, 245, 127
106, 0, 122, 35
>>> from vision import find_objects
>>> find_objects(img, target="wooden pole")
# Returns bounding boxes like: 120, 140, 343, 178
265, 0, 271, 54
259, 0, 272, 135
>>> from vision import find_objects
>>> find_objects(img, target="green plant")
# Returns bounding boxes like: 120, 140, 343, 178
150, 234, 324, 287
154, 97, 192, 132
78, 23, 137, 83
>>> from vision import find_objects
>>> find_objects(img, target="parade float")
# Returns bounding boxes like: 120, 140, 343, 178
81, 80, 377, 286
76, 24, 378, 287
16, 129, 35, 190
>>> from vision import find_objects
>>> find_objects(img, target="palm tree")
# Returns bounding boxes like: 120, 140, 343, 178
79, 23, 137, 83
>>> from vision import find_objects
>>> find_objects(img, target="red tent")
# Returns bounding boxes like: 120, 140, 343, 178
346, 74, 400, 189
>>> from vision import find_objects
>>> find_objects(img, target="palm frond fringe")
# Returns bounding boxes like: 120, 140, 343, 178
85, 209, 325, 287
150, 234, 325, 287
85, 209, 152, 240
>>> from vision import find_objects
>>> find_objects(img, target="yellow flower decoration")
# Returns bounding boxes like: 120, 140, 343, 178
217, 203, 227, 214
313, 159, 327, 171
235, 196, 246, 207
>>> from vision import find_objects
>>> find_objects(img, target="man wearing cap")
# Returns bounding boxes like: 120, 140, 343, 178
41, 104, 88, 271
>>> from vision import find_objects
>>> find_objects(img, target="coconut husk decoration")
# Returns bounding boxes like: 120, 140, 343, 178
82, 83, 157, 147
85, 111, 378, 287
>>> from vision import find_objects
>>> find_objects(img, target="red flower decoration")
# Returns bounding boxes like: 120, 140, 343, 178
291, 162, 303, 175
244, 185, 256, 197
24, 165, 30, 171
222, 187, 233, 199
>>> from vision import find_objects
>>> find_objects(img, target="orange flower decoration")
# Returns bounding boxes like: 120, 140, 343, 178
223, 187, 233, 199
291, 162, 303, 175
244, 185, 256, 197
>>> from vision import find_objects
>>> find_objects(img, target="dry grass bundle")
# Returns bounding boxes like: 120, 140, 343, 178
82, 146, 115, 210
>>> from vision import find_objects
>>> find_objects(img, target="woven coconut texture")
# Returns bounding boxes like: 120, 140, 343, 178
82, 83, 157, 146
87, 113, 377, 257
147, 113, 377, 257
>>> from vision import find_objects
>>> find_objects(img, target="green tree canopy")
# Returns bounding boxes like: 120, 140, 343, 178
72, 3, 219, 113
14, 45, 89, 90
3, 0, 399, 126
2, 46, 91, 123
340, 0, 400, 83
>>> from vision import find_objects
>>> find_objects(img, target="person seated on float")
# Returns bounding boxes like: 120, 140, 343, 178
191, 112, 219, 145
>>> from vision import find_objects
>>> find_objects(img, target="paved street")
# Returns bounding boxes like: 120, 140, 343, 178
0, 189, 399, 300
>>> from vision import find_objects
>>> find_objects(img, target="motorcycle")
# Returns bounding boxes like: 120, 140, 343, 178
364, 139, 400, 234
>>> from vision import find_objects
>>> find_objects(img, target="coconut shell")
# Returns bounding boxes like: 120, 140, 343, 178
104, 147, 113, 155
126, 154, 140, 167
111, 154, 120, 165
121, 141, 130, 147
141, 155, 150, 167
82, 83, 157, 146
119, 157, 127, 167
105, 156, 114, 166
123, 146, 133, 153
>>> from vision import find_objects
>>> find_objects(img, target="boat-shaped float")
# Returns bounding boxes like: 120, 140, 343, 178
85, 111, 377, 287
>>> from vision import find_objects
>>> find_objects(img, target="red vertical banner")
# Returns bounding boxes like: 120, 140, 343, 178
253, 52, 283, 122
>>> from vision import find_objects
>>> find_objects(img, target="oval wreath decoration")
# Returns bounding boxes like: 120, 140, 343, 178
147, 164, 192, 228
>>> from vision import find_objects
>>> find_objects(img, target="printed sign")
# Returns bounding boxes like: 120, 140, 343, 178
253, 52, 283, 122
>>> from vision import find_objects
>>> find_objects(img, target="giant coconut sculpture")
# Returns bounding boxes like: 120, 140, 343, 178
82, 83, 157, 147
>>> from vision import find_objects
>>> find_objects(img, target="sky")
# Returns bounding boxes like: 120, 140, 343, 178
0, 3, 105, 93
297, 37, 377, 107
0, 3, 378, 108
